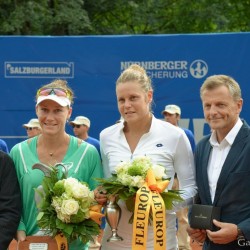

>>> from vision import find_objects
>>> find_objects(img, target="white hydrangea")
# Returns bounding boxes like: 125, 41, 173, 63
115, 156, 166, 188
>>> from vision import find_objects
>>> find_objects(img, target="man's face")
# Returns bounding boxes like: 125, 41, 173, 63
72, 124, 88, 138
163, 112, 179, 126
26, 127, 41, 138
202, 85, 242, 137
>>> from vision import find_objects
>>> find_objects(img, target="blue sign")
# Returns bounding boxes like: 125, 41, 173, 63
0, 33, 249, 150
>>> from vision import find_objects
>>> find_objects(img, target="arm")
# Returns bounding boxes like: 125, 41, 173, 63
174, 131, 197, 209
86, 145, 104, 190
0, 152, 21, 249
100, 138, 111, 178
84, 145, 107, 205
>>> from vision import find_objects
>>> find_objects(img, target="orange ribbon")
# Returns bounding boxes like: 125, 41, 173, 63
89, 204, 105, 225
55, 233, 68, 250
132, 169, 169, 250
146, 168, 170, 192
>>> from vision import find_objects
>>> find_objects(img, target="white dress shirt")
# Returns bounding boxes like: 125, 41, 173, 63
100, 115, 197, 250
207, 118, 243, 202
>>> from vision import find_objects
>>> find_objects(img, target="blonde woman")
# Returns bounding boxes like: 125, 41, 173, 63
10, 79, 104, 250
99, 64, 197, 250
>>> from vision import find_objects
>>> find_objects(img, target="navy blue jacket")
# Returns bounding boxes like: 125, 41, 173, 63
195, 120, 250, 249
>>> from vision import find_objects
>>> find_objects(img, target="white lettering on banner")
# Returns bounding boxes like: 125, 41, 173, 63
5, 62, 74, 78
121, 60, 208, 79
179, 118, 208, 143
121, 61, 188, 70
148, 70, 188, 79
9, 67, 70, 74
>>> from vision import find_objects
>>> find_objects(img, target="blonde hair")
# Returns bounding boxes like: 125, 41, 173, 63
116, 64, 153, 93
200, 75, 241, 101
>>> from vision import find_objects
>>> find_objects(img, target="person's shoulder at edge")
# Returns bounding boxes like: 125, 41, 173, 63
86, 136, 100, 144
9, 138, 30, 155
100, 122, 122, 138
0, 139, 7, 144
182, 127, 194, 136
75, 136, 99, 155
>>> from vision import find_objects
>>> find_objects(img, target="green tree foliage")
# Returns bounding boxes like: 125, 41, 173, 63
1, 0, 250, 35
0, 0, 91, 35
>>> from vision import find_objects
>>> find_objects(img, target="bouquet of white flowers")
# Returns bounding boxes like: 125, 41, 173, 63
34, 163, 103, 244
96, 156, 182, 223
96, 156, 183, 249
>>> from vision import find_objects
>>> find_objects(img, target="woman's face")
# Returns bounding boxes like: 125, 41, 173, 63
116, 80, 152, 123
36, 100, 72, 135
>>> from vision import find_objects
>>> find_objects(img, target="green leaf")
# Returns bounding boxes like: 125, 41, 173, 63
37, 212, 44, 221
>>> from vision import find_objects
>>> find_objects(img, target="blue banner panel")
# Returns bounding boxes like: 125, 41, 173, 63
0, 33, 250, 150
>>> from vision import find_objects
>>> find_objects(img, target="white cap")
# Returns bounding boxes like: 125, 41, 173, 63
36, 95, 71, 107
69, 116, 91, 128
23, 118, 41, 129
162, 105, 181, 115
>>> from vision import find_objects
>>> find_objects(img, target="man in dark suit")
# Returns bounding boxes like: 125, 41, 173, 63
187, 75, 250, 249
0, 151, 21, 249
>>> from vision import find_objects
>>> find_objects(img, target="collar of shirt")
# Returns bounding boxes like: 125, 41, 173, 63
209, 118, 243, 147
118, 114, 155, 136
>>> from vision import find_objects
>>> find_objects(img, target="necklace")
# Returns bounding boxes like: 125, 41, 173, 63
47, 145, 60, 157
48, 147, 59, 157
39, 134, 69, 158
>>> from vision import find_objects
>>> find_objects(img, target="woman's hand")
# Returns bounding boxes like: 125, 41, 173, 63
94, 186, 108, 205
17, 230, 26, 241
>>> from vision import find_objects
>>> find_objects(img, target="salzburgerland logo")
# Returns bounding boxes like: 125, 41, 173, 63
120, 59, 208, 79
4, 62, 74, 78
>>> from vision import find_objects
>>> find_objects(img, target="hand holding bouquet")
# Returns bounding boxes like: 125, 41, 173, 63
95, 156, 183, 249
34, 163, 104, 244
96, 156, 182, 219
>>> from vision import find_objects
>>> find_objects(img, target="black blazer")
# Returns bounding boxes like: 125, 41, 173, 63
0, 151, 21, 249
195, 120, 250, 250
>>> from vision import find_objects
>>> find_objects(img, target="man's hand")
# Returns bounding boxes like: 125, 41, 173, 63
187, 225, 206, 244
206, 219, 238, 244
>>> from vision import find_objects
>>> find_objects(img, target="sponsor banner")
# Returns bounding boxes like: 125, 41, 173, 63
0, 33, 250, 150
121, 60, 208, 79
5, 62, 74, 78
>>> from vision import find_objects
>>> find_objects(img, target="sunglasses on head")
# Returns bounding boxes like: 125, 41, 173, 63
36, 87, 72, 100
26, 127, 38, 131
72, 125, 82, 128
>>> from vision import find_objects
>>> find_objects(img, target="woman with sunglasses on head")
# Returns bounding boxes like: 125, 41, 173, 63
10, 79, 105, 250
99, 64, 197, 250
